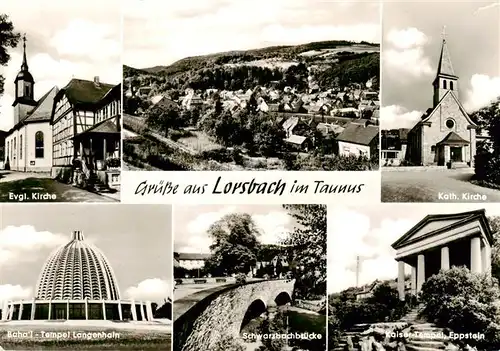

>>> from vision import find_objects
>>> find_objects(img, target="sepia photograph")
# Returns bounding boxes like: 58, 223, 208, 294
328, 204, 498, 351
380, 1, 500, 203
173, 204, 327, 351
0, 0, 122, 203
122, 0, 380, 171
0, 204, 172, 350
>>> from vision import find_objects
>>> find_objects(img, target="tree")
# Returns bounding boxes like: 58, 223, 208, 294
0, 14, 20, 95
205, 213, 260, 276
283, 205, 327, 299
420, 267, 500, 349
489, 216, 500, 282
146, 105, 179, 136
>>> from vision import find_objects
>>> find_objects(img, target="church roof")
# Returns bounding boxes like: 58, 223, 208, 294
419, 90, 477, 127
436, 39, 456, 78
437, 131, 470, 146
22, 87, 59, 123
392, 209, 494, 250
55, 78, 115, 109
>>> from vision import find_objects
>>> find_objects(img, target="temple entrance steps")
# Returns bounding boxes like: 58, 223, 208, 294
399, 304, 426, 324
331, 324, 370, 351
406, 323, 448, 351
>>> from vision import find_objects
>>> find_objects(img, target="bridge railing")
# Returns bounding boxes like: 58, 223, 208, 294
173, 279, 294, 351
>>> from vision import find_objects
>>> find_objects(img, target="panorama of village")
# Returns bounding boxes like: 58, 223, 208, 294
122, 41, 380, 171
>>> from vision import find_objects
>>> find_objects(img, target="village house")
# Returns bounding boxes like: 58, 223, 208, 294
336, 121, 379, 158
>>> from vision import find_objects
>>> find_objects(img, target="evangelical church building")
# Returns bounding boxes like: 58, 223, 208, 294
3, 36, 121, 190
406, 34, 477, 167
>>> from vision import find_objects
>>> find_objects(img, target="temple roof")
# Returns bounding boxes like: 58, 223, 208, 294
392, 209, 493, 250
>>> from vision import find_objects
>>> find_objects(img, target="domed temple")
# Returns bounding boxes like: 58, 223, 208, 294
1, 231, 154, 321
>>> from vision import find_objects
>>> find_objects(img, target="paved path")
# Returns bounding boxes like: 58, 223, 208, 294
382, 169, 500, 202
0, 171, 118, 203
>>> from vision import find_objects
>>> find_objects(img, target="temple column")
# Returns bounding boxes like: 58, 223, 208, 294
441, 246, 450, 270
482, 242, 492, 275
67, 301, 69, 320
8, 304, 14, 320
397, 261, 405, 300
118, 301, 123, 321
140, 302, 145, 321
417, 254, 425, 293
471, 237, 482, 273
1, 300, 8, 320
85, 299, 88, 320
131, 300, 137, 321
18, 303, 23, 320
30, 300, 36, 320
146, 301, 154, 321
102, 301, 107, 320
48, 301, 52, 320
411, 265, 417, 295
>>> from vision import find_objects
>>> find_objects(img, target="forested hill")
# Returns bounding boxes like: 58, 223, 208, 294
131, 40, 379, 76
123, 40, 380, 91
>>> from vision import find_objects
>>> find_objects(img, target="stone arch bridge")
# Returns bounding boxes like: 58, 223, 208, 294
174, 279, 295, 351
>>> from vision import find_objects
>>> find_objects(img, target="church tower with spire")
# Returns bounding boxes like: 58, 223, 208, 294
12, 34, 37, 124
432, 27, 459, 107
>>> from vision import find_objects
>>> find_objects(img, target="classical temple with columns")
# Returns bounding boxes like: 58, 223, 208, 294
392, 209, 493, 300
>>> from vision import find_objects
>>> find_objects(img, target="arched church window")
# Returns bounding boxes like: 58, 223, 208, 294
446, 119, 455, 129
443, 80, 447, 89
450, 81, 454, 91
35, 131, 44, 158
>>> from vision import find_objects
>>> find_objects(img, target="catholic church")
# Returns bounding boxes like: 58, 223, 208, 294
3, 36, 121, 191
406, 32, 477, 167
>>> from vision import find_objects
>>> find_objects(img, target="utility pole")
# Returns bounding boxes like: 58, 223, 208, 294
356, 255, 360, 287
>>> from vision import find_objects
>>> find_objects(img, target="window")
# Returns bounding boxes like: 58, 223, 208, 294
443, 80, 447, 89
13, 137, 16, 159
431, 145, 436, 152
450, 81, 454, 91
446, 119, 455, 129
35, 131, 44, 158
20, 135, 22, 159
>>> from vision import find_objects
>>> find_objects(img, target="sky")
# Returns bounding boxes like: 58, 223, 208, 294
0, 205, 172, 306
174, 205, 298, 253
123, 0, 381, 68
381, 1, 500, 130
328, 203, 500, 294
0, 0, 122, 131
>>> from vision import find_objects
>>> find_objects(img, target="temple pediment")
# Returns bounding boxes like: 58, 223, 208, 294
392, 209, 493, 250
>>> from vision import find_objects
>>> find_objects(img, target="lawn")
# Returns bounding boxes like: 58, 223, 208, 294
177, 130, 222, 153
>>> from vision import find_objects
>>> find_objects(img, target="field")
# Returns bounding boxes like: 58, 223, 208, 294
177, 130, 223, 153
298, 44, 380, 58
224, 58, 299, 69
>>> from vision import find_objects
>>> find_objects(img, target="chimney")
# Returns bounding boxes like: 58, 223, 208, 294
94, 76, 100, 87
72, 230, 84, 241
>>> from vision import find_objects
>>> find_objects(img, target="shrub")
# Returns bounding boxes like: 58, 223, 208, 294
475, 152, 500, 185
235, 273, 247, 285
200, 148, 233, 163
420, 266, 500, 349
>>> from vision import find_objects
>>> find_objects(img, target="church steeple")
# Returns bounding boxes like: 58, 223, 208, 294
20, 34, 29, 72
433, 26, 459, 107
12, 34, 37, 124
